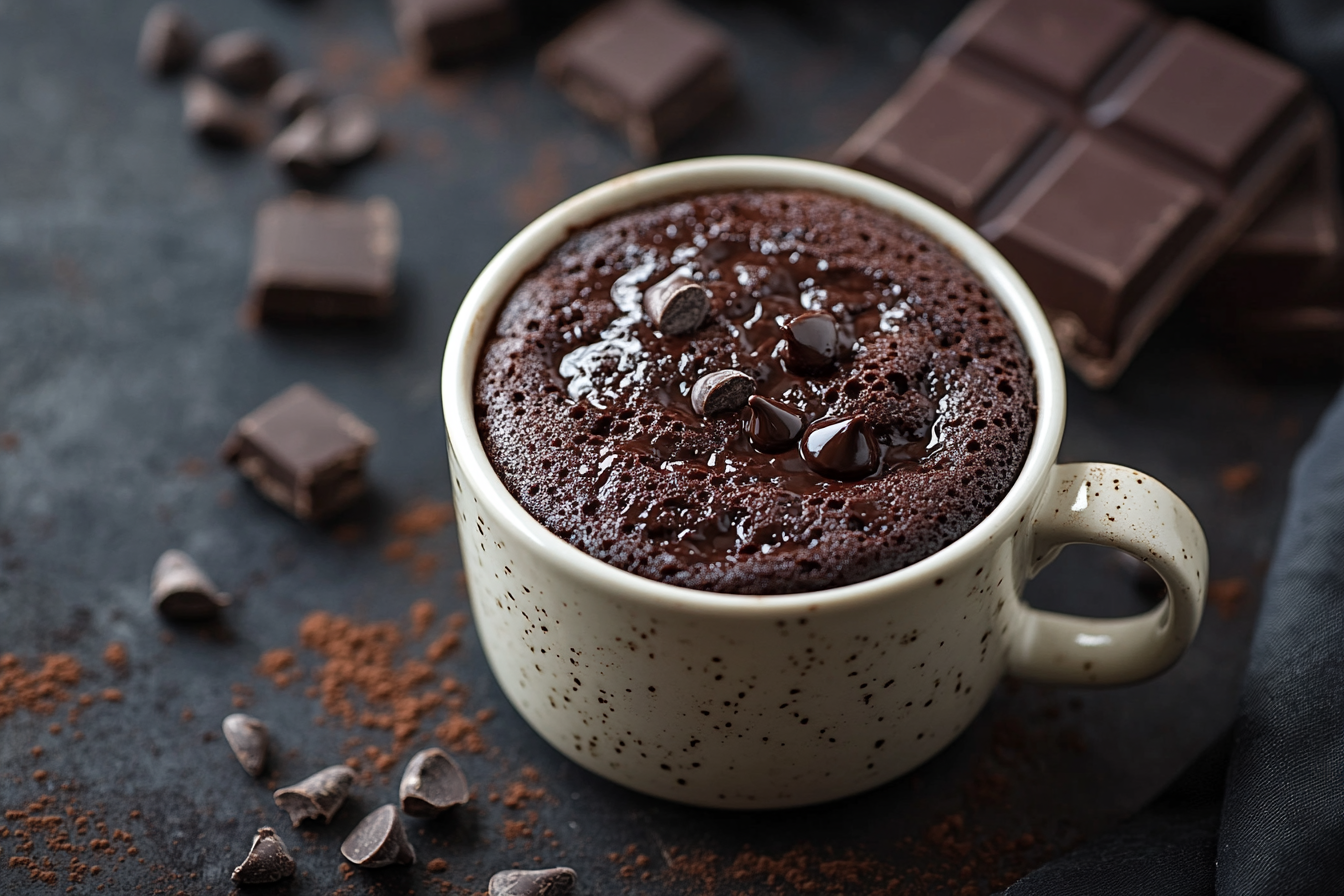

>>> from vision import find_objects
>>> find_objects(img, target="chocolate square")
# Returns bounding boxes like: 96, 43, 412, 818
988, 134, 1206, 350
539, 0, 733, 157
391, 0, 517, 67
953, 0, 1149, 99
222, 383, 377, 521
842, 60, 1051, 223
1093, 21, 1306, 182
248, 195, 400, 323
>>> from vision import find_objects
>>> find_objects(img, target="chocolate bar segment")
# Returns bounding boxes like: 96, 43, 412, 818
539, 0, 734, 157
221, 383, 377, 521
248, 195, 400, 323
839, 0, 1321, 386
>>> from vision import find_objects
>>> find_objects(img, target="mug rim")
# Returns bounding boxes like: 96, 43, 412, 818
441, 155, 1066, 616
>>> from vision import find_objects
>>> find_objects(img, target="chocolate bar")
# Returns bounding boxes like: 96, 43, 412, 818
221, 383, 377, 521
539, 0, 734, 158
247, 195, 400, 323
837, 0, 1322, 387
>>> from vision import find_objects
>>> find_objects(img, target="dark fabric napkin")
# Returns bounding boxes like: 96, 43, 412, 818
1001, 384, 1344, 894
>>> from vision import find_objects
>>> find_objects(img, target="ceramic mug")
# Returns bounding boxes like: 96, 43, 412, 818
441, 156, 1207, 809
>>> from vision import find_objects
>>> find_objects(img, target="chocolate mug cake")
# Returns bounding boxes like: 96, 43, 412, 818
474, 189, 1036, 593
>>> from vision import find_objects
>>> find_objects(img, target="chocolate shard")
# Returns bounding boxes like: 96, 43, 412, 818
489, 867, 579, 896
268, 109, 335, 187
746, 396, 806, 453
273, 765, 356, 826
340, 804, 416, 868
781, 310, 843, 374
800, 416, 879, 481
231, 827, 296, 885
392, 0, 518, 68
268, 70, 324, 123
324, 96, 381, 167
183, 77, 256, 148
222, 714, 269, 777
690, 369, 755, 417
643, 273, 709, 335
138, 4, 198, 78
399, 748, 469, 818
151, 549, 231, 620
202, 30, 283, 95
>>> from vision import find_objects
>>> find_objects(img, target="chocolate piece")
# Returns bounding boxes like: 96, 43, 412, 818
231, 827, 296, 885
690, 369, 755, 417
268, 109, 335, 187
392, 0, 517, 67
642, 272, 709, 335
268, 70, 324, 122
838, 0, 1320, 387
340, 805, 416, 868
539, 0, 734, 157
324, 96, 381, 166
221, 714, 269, 777
746, 396, 806, 454
273, 765, 356, 826
201, 30, 283, 94
151, 549, 231, 620
221, 384, 377, 521
247, 195, 400, 322
782, 310, 844, 374
399, 748, 469, 818
138, 4, 198, 78
183, 77, 255, 148
489, 867, 579, 896
800, 416, 879, 481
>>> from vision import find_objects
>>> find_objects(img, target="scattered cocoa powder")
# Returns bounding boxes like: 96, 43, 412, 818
382, 539, 416, 563
1209, 577, 1250, 619
410, 600, 436, 638
427, 857, 448, 873
411, 553, 440, 583
0, 653, 83, 722
99, 689, 122, 704
101, 642, 128, 673
0, 431, 20, 451
1220, 462, 1261, 493
256, 648, 298, 688
394, 501, 454, 537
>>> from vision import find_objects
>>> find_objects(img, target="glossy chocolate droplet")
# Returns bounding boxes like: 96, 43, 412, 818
800, 416, 879, 480
643, 273, 709, 335
691, 370, 755, 417
747, 396, 806, 453
782, 311, 841, 374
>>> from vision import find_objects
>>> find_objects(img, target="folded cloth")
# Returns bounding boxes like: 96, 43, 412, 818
1002, 385, 1344, 895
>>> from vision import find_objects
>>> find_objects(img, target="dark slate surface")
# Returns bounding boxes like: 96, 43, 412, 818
0, 1, 1338, 894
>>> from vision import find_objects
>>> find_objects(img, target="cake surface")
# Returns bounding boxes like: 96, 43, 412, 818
474, 188, 1037, 593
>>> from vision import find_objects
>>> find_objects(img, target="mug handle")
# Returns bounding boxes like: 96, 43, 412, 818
1007, 462, 1208, 685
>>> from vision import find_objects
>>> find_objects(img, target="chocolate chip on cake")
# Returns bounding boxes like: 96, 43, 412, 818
747, 395, 806, 453
690, 369, 755, 417
643, 272, 709, 335
801, 415, 879, 481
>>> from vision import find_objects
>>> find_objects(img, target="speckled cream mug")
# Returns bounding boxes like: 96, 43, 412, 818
441, 156, 1208, 809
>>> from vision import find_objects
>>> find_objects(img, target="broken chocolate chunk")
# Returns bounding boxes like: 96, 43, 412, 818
690, 369, 755, 417
800, 416, 879, 480
273, 765, 356, 826
324, 95, 381, 166
746, 395, 806, 453
268, 70, 324, 122
138, 4, 198, 78
392, 0, 517, 68
268, 109, 335, 186
341, 805, 416, 867
782, 310, 843, 374
151, 549, 231, 620
246, 195, 401, 323
202, 30, 283, 94
231, 827, 296, 885
222, 383, 377, 521
489, 867, 579, 896
399, 748, 469, 818
183, 77, 256, 148
222, 714, 269, 777
643, 272, 709, 335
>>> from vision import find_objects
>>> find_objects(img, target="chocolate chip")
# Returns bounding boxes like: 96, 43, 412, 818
747, 396, 806, 453
489, 867, 578, 896
183, 77, 256, 148
325, 95, 381, 166
222, 714, 269, 777
151, 549, 231, 620
268, 109, 334, 186
399, 748, 469, 818
268, 70, 324, 123
340, 805, 416, 868
138, 4, 198, 78
231, 827, 295, 885
202, 30, 282, 94
782, 310, 842, 374
691, 370, 755, 417
800, 415, 879, 480
643, 273, 709, 336
273, 765, 356, 826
